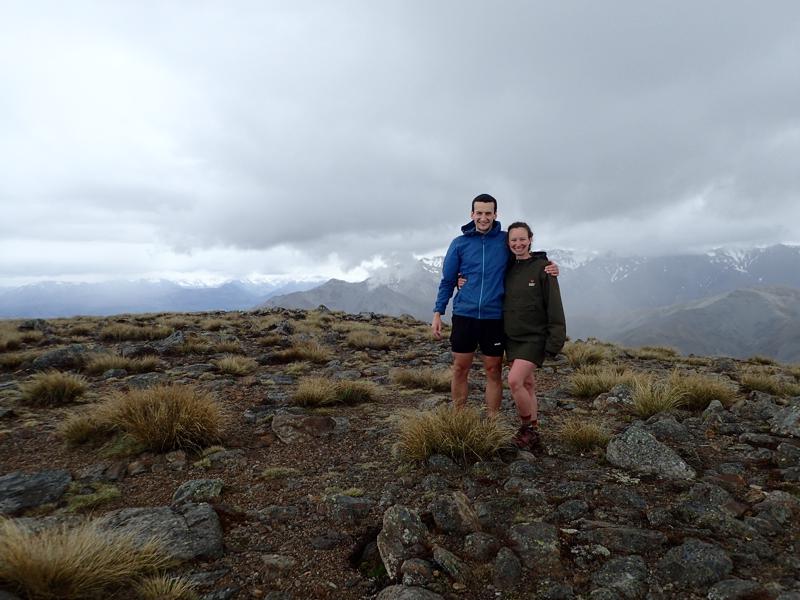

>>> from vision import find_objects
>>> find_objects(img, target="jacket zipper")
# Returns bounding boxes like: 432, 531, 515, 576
478, 236, 485, 319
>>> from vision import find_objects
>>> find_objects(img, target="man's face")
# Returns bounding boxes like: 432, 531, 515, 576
471, 201, 497, 233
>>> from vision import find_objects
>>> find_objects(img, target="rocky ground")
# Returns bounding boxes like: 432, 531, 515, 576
1, 308, 799, 600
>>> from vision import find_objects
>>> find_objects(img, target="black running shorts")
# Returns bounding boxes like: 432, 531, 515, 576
450, 315, 505, 356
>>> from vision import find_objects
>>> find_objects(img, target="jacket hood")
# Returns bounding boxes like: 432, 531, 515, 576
461, 220, 503, 237
531, 251, 549, 261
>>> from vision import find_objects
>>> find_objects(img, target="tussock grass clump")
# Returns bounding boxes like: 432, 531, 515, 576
346, 331, 393, 350
257, 333, 283, 347
747, 355, 777, 366
68, 324, 95, 337
331, 321, 373, 334
563, 341, 608, 368
790, 364, 800, 380
669, 371, 737, 410
272, 341, 331, 364
99, 323, 172, 342
99, 385, 224, 452
59, 411, 114, 446
210, 340, 242, 354
261, 467, 300, 480
20, 371, 88, 406
200, 318, 227, 331
559, 417, 611, 452
392, 367, 451, 392
65, 482, 121, 512
0, 519, 171, 600
291, 377, 378, 406
395, 406, 514, 463
0, 350, 40, 370
630, 376, 686, 418
136, 575, 198, 600
568, 365, 637, 397
628, 346, 679, 360
84, 354, 160, 375
739, 370, 800, 397
213, 354, 257, 376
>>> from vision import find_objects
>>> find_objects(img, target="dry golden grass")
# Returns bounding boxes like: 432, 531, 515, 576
58, 411, 114, 446
291, 377, 378, 406
739, 369, 800, 397
790, 364, 800, 380
0, 350, 40, 370
330, 321, 373, 334
679, 356, 712, 367
210, 340, 243, 354
135, 574, 198, 600
391, 367, 451, 392
84, 354, 161, 375
159, 316, 192, 329
747, 354, 777, 366
99, 384, 225, 452
630, 376, 687, 418
568, 365, 638, 397
99, 323, 172, 342
669, 371, 737, 410
213, 354, 257, 376
559, 417, 611, 452
19, 371, 88, 406
272, 341, 331, 364
346, 331, 394, 350
563, 341, 608, 368
628, 346, 679, 360
199, 318, 227, 331
395, 406, 514, 463
257, 333, 283, 347
67, 324, 95, 337
0, 519, 171, 600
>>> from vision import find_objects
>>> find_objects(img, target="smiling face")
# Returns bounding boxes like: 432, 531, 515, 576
508, 225, 532, 258
471, 201, 497, 234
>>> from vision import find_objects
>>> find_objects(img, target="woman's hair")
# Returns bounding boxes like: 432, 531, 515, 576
507, 221, 533, 239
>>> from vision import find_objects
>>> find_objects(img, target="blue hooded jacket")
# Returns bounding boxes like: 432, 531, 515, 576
433, 220, 510, 320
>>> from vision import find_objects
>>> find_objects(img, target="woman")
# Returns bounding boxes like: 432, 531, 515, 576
503, 221, 566, 451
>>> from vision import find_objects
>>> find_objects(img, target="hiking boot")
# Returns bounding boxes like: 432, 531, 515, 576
513, 424, 542, 452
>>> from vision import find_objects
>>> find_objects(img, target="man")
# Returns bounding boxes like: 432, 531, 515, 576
432, 193, 559, 416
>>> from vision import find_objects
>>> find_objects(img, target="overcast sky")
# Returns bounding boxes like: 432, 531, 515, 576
2, 1, 799, 286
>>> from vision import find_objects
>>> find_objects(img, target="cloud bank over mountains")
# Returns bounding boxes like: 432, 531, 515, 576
2, 2, 800, 284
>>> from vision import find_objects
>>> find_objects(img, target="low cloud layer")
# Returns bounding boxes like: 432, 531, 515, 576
2, 1, 799, 284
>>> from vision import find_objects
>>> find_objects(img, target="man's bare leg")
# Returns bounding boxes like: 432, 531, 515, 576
482, 355, 504, 417
451, 352, 474, 410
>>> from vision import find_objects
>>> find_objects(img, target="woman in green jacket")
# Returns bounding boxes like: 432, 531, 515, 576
503, 221, 566, 450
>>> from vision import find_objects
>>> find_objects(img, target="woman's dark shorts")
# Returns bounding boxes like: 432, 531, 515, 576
450, 315, 505, 356
505, 338, 546, 368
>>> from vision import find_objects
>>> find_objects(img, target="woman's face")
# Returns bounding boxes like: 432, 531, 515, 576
508, 227, 532, 257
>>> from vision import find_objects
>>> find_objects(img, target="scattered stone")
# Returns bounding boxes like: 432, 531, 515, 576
377, 505, 428, 579
432, 545, 467, 583
753, 490, 800, 526
707, 578, 767, 600
463, 532, 501, 562
244, 405, 275, 424
645, 415, 692, 443
376, 585, 444, 600
271, 412, 349, 444
429, 491, 480, 534
551, 499, 589, 523
493, 547, 522, 590
172, 479, 224, 505
575, 526, 667, 555
261, 554, 296, 581
152, 330, 185, 354
328, 494, 373, 524
31, 344, 87, 370
606, 426, 696, 480
770, 402, 800, 438
508, 521, 561, 570
0, 470, 72, 515
401, 558, 434, 587
656, 538, 733, 588
591, 555, 648, 599
95, 503, 223, 561
260, 505, 300, 524
126, 372, 166, 388
165, 449, 187, 471
310, 530, 344, 550
0, 407, 15, 419
775, 443, 800, 468
426, 453, 459, 474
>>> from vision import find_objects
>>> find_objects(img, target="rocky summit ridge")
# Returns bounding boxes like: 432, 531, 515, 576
0, 309, 799, 600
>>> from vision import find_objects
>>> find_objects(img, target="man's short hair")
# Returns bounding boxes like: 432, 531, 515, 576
472, 193, 497, 212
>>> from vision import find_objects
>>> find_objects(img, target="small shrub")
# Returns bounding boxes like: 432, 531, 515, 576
211, 340, 242, 354
99, 324, 172, 342
272, 341, 331, 364
68, 324, 95, 337
559, 417, 610, 452
0, 519, 171, 599
20, 371, 87, 406
65, 482, 121, 512
292, 377, 378, 406
680, 356, 711, 367
257, 334, 283, 347
568, 365, 637, 397
346, 331, 393, 350
213, 354, 257, 376
395, 407, 513, 463
331, 321, 373, 334
84, 354, 161, 375
0, 350, 40, 370
392, 368, 451, 392
101, 385, 224, 452
200, 318, 227, 331
136, 574, 198, 600
563, 342, 608, 368
669, 371, 737, 410
630, 376, 686, 418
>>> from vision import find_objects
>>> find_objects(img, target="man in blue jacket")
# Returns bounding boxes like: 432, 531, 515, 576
432, 193, 559, 416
